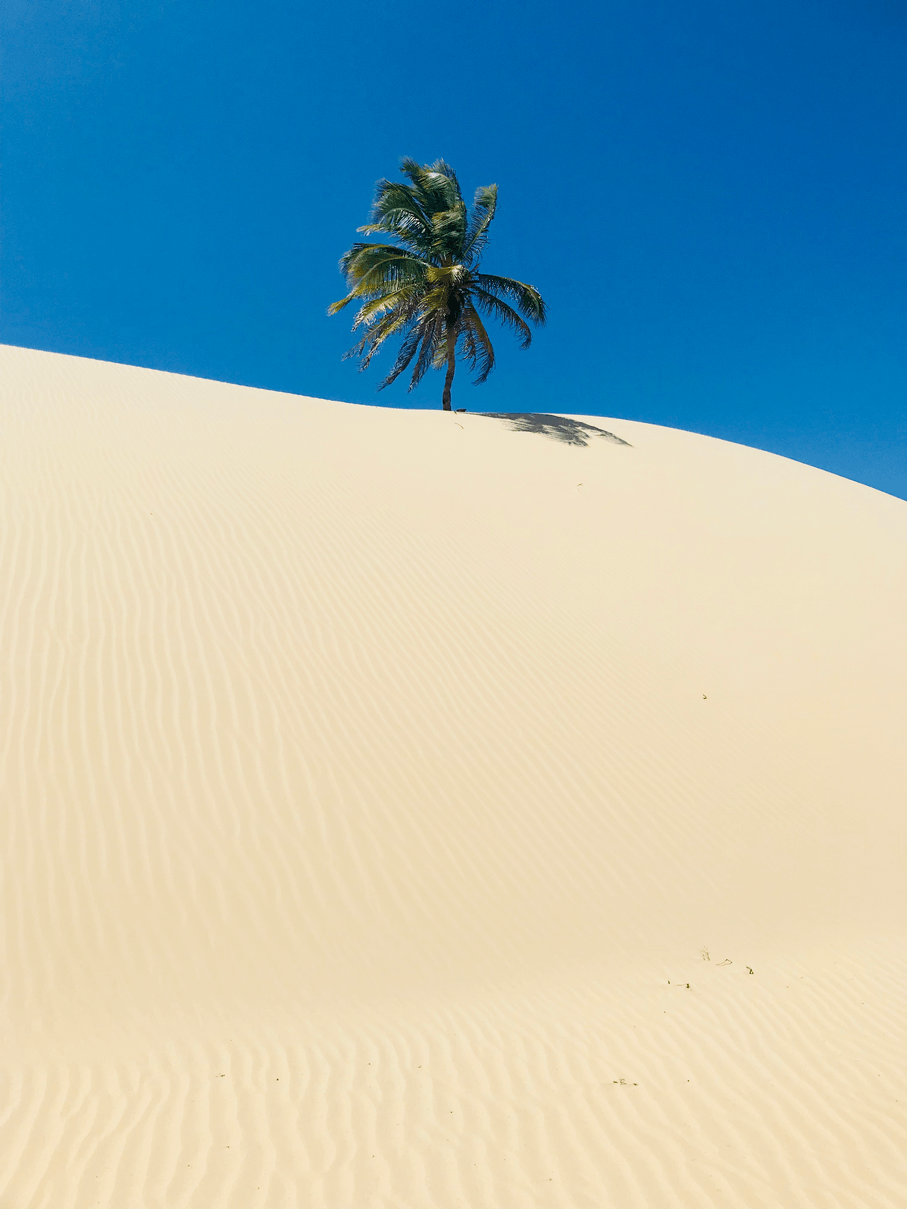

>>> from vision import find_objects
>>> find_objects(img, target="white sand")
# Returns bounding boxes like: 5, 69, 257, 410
1, 343, 905, 1208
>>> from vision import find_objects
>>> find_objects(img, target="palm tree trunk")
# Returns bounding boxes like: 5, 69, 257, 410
442, 324, 456, 411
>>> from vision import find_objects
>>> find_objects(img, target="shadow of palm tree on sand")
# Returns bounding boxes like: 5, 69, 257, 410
479, 413, 632, 448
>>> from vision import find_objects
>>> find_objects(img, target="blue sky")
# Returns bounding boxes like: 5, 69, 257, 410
3, 0, 905, 497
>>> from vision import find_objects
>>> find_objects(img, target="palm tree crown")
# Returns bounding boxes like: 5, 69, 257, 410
329, 159, 546, 410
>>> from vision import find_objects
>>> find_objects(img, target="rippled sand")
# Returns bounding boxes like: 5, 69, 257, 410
2, 344, 905, 1208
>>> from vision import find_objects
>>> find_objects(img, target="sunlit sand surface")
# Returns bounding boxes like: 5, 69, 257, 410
2, 343, 905, 1207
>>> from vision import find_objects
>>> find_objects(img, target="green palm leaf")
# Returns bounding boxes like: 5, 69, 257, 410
472, 289, 534, 350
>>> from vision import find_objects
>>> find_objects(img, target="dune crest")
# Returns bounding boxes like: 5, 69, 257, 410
1, 344, 905, 1208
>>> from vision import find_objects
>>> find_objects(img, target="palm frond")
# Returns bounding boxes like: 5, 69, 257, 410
370, 180, 432, 232
352, 300, 428, 371
408, 314, 446, 389
357, 217, 431, 257
344, 309, 407, 368
352, 284, 424, 331
474, 273, 547, 324
458, 317, 480, 374
405, 158, 460, 205
430, 200, 468, 261
398, 158, 468, 262
338, 242, 426, 281
378, 318, 426, 387
463, 184, 497, 263
400, 158, 458, 217
459, 304, 495, 383
329, 246, 427, 313
359, 180, 434, 256
471, 288, 534, 349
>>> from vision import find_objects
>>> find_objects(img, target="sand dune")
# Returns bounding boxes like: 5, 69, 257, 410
1, 342, 905, 1208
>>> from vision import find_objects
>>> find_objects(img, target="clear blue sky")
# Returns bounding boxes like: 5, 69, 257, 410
3, 0, 905, 497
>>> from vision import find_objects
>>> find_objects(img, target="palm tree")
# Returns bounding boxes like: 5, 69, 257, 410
329, 159, 546, 411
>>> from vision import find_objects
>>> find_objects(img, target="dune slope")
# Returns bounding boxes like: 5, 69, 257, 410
1, 343, 905, 1208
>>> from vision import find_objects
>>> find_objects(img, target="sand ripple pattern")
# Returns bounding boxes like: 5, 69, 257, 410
1, 345, 905, 1207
